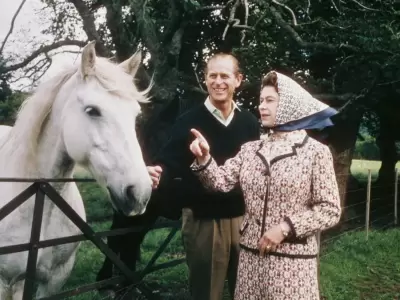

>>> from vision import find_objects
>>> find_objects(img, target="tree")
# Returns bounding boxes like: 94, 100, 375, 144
1, 0, 399, 203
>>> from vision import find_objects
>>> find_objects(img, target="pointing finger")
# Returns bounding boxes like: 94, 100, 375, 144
190, 140, 203, 157
191, 129, 205, 141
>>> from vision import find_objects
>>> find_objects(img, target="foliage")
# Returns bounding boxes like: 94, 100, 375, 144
353, 136, 380, 161
0, 56, 12, 102
0, 55, 26, 124
4, 0, 399, 112
1, 0, 400, 202
0, 90, 27, 125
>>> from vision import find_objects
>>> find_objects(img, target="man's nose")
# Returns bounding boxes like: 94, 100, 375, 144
215, 76, 223, 84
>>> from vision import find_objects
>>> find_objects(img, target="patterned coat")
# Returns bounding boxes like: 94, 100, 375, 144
192, 129, 341, 258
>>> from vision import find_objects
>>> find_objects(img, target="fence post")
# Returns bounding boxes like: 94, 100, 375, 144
365, 169, 372, 240
395, 168, 398, 226
316, 230, 321, 259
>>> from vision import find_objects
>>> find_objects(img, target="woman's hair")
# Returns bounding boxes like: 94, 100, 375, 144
261, 71, 278, 92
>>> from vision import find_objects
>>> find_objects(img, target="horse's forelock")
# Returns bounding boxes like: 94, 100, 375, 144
91, 57, 151, 104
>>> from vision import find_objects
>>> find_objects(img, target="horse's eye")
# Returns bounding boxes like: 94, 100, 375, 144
84, 106, 101, 117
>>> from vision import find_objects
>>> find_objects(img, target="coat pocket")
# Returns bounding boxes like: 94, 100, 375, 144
239, 219, 249, 235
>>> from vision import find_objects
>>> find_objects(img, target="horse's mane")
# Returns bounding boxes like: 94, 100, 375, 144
0, 56, 151, 173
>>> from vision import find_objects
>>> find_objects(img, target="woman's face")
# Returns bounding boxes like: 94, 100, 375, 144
259, 86, 279, 128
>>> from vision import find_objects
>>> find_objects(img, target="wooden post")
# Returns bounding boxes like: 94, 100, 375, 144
395, 168, 398, 226
366, 169, 372, 240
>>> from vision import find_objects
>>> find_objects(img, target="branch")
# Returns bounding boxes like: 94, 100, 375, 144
199, 0, 234, 11
268, 5, 359, 53
168, 25, 185, 57
0, 0, 27, 54
330, 0, 341, 14
10, 54, 52, 89
306, 0, 311, 18
222, 0, 253, 43
104, 2, 136, 61
2, 39, 86, 73
129, 0, 160, 59
338, 75, 380, 114
193, 64, 205, 93
313, 93, 355, 104
52, 49, 82, 55
162, 0, 181, 45
198, 5, 225, 11
349, 0, 379, 11
272, 0, 298, 26
66, 0, 108, 56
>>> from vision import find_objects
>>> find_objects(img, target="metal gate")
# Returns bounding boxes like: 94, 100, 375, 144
0, 178, 184, 300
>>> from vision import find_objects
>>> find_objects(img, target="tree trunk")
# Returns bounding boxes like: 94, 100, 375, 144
376, 116, 398, 197
326, 110, 363, 207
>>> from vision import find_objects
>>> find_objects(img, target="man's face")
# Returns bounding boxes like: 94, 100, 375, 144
205, 57, 242, 104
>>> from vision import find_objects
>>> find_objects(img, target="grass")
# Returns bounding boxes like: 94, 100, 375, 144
57, 161, 400, 299
63, 227, 188, 299
320, 229, 400, 300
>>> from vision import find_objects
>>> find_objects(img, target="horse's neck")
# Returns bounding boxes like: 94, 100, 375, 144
0, 115, 83, 234
36, 116, 75, 184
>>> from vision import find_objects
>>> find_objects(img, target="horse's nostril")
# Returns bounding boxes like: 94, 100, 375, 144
125, 185, 135, 200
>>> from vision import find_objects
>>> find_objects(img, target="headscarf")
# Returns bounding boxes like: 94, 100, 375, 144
267, 71, 337, 131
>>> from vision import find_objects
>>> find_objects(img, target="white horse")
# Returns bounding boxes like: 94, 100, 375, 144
0, 41, 153, 299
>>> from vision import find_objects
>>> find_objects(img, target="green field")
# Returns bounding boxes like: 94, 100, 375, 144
350, 159, 400, 182
60, 160, 400, 299
320, 229, 400, 300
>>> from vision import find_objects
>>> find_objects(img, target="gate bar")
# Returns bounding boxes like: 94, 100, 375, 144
23, 183, 46, 300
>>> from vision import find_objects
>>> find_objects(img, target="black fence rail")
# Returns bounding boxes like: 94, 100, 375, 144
0, 178, 184, 300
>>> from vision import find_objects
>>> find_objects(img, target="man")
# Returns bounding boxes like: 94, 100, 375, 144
148, 53, 260, 300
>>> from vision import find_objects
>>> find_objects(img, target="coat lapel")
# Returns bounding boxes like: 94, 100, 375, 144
255, 141, 271, 176
256, 130, 309, 172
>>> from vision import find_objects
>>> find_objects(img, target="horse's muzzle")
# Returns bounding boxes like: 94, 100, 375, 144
107, 185, 150, 216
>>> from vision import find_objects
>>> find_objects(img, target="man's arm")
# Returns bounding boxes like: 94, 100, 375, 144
146, 116, 193, 220
148, 115, 192, 188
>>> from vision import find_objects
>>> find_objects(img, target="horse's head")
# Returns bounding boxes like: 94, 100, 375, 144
59, 41, 152, 216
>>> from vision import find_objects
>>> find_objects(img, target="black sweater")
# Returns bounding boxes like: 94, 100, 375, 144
155, 104, 260, 219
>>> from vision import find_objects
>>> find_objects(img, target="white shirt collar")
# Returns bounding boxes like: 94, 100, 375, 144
204, 97, 240, 127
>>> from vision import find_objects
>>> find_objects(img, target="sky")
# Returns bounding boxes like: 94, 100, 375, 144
0, 0, 78, 90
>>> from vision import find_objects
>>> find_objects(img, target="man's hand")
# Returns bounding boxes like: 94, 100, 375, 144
147, 166, 162, 189
258, 222, 290, 256
189, 129, 210, 165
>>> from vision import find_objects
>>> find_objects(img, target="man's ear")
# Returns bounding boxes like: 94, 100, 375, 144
235, 73, 243, 88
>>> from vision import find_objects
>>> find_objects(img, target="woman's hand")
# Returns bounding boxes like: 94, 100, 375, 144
190, 129, 211, 165
258, 222, 290, 256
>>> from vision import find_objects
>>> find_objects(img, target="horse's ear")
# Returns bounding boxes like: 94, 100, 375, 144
81, 41, 96, 78
119, 50, 142, 78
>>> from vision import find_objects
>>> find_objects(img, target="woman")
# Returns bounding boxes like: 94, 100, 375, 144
189, 71, 341, 299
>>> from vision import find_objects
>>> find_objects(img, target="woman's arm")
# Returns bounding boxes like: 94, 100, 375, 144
283, 145, 342, 239
190, 145, 244, 193
189, 128, 245, 193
